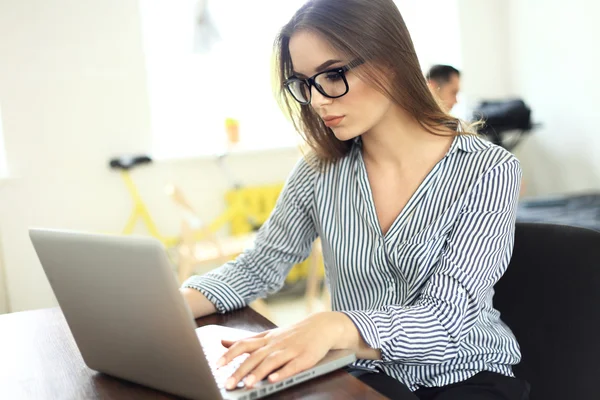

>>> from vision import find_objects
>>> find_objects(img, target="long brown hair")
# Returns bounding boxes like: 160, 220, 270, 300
274, 0, 472, 164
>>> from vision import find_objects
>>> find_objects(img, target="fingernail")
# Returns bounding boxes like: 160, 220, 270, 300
226, 377, 236, 390
269, 373, 279, 381
216, 357, 225, 368
244, 374, 255, 387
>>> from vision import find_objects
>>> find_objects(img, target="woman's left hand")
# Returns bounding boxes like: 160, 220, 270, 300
217, 311, 349, 390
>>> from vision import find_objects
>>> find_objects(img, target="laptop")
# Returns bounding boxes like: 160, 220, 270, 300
29, 228, 356, 400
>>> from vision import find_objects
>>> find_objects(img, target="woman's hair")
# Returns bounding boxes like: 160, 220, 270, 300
273, 0, 476, 163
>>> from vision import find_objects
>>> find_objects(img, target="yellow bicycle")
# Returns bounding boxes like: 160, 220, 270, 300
109, 155, 180, 247
108, 154, 267, 248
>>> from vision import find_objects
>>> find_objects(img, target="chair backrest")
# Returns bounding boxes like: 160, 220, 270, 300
494, 223, 600, 400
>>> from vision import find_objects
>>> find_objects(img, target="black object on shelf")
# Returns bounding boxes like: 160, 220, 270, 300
472, 99, 536, 152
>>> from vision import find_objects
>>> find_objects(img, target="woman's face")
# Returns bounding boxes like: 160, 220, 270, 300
288, 30, 394, 142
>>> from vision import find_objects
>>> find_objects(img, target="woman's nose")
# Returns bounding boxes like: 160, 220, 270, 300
310, 85, 333, 108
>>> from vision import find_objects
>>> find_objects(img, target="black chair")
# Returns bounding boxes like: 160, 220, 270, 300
494, 223, 600, 400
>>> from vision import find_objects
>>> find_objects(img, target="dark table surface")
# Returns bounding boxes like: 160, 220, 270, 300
0, 307, 388, 399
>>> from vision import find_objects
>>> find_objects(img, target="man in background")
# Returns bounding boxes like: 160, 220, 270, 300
426, 64, 461, 113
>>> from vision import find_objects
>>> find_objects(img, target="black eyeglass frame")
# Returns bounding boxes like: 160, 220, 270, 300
283, 59, 365, 105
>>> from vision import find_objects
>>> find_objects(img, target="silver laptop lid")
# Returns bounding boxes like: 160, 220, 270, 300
29, 228, 222, 400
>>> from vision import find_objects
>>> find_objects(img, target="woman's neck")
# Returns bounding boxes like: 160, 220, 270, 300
360, 106, 453, 169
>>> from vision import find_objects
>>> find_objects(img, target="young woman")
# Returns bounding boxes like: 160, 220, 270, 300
180, 0, 530, 398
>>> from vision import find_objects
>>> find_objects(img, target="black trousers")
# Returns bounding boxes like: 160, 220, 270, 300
348, 368, 531, 400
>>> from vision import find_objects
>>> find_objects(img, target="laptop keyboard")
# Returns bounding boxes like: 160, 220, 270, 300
196, 325, 274, 392
201, 342, 249, 389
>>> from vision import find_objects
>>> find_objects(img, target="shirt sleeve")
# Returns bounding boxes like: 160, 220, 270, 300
342, 157, 522, 364
181, 156, 320, 313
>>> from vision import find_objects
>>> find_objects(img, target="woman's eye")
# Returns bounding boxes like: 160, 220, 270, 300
324, 72, 343, 81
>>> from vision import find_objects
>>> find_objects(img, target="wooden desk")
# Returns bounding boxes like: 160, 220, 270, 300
0, 307, 387, 399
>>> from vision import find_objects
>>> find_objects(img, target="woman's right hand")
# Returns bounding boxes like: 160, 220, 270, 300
180, 288, 217, 319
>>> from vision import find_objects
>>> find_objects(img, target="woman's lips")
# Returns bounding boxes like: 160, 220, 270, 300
323, 116, 344, 128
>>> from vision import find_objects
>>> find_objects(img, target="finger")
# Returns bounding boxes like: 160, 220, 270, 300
221, 330, 269, 348
243, 350, 295, 388
268, 356, 313, 384
220, 339, 235, 348
217, 337, 266, 368
225, 346, 273, 390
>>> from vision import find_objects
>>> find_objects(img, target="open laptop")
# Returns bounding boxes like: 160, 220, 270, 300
29, 228, 355, 400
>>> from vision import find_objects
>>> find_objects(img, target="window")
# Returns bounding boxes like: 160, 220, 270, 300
395, 0, 462, 72
139, 1, 463, 160
139, 1, 306, 160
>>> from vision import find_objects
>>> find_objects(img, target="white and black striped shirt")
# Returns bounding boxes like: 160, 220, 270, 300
183, 133, 523, 391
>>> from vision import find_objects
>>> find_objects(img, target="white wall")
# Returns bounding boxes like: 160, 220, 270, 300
457, 0, 513, 108
0, 233, 8, 314
507, 0, 600, 196
0, 105, 8, 178
457, 0, 600, 196
0, 0, 300, 313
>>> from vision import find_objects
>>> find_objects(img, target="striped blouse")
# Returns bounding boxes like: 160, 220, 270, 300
182, 133, 523, 391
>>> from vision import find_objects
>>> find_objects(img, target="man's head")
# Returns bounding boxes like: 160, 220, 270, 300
426, 65, 460, 112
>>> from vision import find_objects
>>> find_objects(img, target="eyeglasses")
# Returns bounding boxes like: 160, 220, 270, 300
284, 59, 364, 105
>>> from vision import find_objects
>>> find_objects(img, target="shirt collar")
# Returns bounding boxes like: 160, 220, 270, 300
353, 133, 489, 156
446, 133, 490, 156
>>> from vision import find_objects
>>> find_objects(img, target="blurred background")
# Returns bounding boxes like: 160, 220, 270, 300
0, 0, 598, 325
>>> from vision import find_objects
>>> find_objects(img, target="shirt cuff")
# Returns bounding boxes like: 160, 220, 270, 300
341, 310, 388, 362
181, 275, 246, 314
